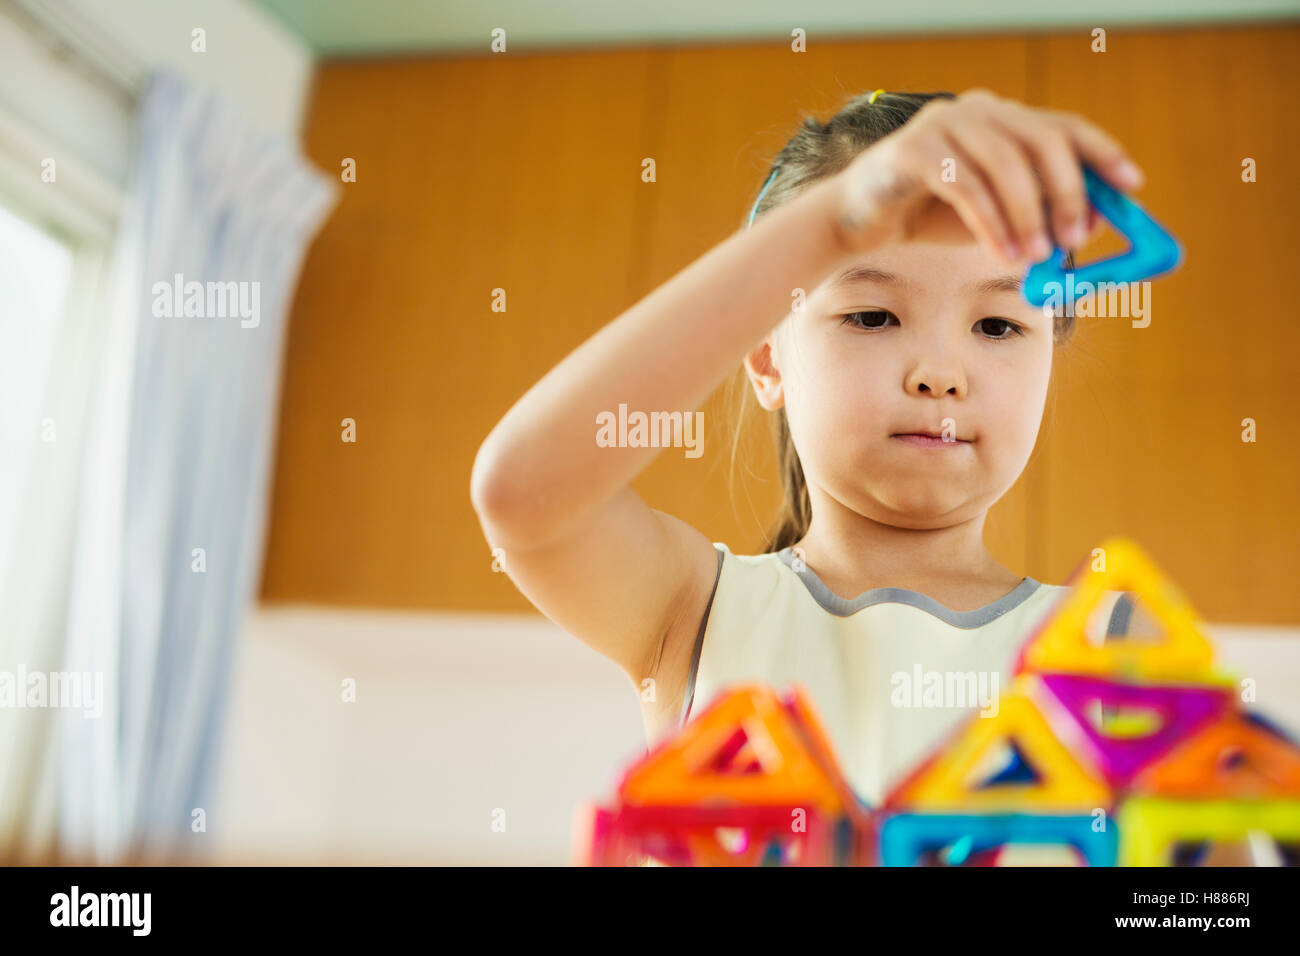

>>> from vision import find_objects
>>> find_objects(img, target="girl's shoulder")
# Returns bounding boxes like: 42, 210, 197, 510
708, 542, 825, 605
711, 541, 778, 561
708, 541, 794, 580
700, 541, 808, 627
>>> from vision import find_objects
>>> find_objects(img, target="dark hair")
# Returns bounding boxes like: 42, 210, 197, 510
731, 89, 1077, 553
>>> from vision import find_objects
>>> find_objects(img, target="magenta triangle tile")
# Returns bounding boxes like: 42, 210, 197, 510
1039, 673, 1231, 785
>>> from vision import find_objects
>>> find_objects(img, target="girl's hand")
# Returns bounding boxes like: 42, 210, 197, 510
830, 88, 1144, 264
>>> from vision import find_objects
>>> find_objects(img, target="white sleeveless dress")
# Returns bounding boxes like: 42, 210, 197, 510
679, 543, 1136, 807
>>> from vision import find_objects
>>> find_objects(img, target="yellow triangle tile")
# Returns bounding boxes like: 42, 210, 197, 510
891, 677, 1111, 811
1019, 538, 1224, 682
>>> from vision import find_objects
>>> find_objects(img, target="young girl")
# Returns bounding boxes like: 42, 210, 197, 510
471, 88, 1153, 807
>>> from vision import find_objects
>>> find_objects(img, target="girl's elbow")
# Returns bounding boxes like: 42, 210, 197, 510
470, 436, 543, 546
470, 437, 515, 526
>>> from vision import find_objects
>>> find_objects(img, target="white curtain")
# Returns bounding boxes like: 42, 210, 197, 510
55, 70, 336, 862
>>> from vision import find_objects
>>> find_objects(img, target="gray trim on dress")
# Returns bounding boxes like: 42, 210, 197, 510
679, 545, 725, 727
679, 544, 1052, 727
774, 547, 1041, 628
1106, 591, 1135, 639
678, 545, 1140, 728
1100, 591, 1136, 721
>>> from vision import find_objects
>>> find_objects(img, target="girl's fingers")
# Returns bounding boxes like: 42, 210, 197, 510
843, 91, 1140, 263
942, 115, 1051, 261
979, 102, 1090, 251
928, 129, 1023, 264
1053, 110, 1145, 192
1086, 205, 1102, 237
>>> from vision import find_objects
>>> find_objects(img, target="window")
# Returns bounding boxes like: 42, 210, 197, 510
0, 202, 74, 587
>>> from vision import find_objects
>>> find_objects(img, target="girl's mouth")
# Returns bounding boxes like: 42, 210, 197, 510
891, 433, 971, 448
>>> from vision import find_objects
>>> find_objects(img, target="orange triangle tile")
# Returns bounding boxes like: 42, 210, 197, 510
619, 684, 844, 815
1132, 712, 1300, 798
782, 683, 874, 825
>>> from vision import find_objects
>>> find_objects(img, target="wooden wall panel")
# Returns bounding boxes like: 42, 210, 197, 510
260, 51, 659, 608
261, 25, 1300, 623
1027, 26, 1300, 621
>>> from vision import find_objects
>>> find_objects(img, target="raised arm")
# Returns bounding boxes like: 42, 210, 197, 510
470, 89, 1142, 729
469, 171, 854, 717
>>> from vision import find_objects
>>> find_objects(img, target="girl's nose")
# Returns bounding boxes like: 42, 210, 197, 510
906, 365, 967, 398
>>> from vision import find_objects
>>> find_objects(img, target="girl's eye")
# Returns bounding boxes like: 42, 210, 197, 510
841, 310, 897, 330
976, 317, 1023, 339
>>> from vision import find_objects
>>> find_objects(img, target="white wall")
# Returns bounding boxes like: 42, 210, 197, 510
214, 605, 1300, 865
212, 606, 645, 865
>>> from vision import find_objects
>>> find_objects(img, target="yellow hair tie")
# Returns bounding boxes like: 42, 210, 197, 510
869, 88, 886, 104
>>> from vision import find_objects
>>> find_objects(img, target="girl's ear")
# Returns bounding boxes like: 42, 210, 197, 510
743, 336, 785, 411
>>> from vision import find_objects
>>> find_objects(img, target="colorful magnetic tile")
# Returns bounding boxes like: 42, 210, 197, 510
1016, 537, 1224, 682
1037, 673, 1231, 786
1117, 796, 1300, 866
886, 677, 1111, 812
1131, 712, 1300, 799
1022, 164, 1182, 309
618, 684, 844, 813
879, 813, 1117, 867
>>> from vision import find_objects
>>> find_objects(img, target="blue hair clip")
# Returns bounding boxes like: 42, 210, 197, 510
747, 166, 781, 228
1022, 164, 1182, 309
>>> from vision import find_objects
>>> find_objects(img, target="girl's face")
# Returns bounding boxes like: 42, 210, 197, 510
748, 239, 1056, 530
